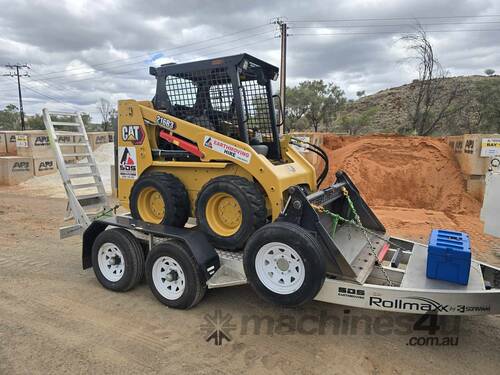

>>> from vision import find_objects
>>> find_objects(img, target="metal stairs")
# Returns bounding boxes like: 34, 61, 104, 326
42, 108, 110, 238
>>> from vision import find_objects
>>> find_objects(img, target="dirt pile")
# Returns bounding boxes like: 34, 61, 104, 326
321, 134, 481, 215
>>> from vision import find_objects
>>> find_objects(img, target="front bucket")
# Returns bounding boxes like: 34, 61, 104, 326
279, 171, 388, 284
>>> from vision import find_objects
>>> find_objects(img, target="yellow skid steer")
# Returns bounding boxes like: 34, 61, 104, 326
117, 54, 325, 250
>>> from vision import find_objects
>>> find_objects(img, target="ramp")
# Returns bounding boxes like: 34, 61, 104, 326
43, 109, 110, 238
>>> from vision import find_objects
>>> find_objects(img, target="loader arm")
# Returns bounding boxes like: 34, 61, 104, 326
117, 100, 317, 219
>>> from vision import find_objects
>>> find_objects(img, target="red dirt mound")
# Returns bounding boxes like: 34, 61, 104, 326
321, 134, 481, 215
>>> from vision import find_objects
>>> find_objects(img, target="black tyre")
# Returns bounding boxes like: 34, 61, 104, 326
195, 176, 267, 250
146, 241, 206, 309
130, 172, 189, 226
91, 228, 145, 292
243, 221, 326, 307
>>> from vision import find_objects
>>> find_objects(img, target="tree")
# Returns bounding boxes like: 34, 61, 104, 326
0, 104, 20, 129
81, 113, 92, 126
484, 69, 495, 77
338, 107, 378, 135
25, 114, 45, 130
356, 90, 366, 99
401, 25, 464, 135
285, 80, 346, 132
97, 98, 114, 131
285, 86, 310, 130
476, 80, 500, 133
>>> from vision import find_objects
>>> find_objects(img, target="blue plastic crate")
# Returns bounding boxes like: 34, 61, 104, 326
426, 229, 471, 285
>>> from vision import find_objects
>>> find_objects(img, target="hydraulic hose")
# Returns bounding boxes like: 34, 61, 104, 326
290, 137, 329, 189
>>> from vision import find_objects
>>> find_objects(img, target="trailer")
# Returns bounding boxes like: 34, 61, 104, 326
44, 109, 500, 315
82, 210, 500, 315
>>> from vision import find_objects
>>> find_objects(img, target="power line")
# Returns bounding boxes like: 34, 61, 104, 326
287, 14, 500, 23
291, 28, 500, 36
2, 36, 278, 112
289, 21, 500, 28
18, 80, 81, 111
28, 29, 276, 85
272, 17, 288, 131
2, 64, 30, 130
30, 23, 272, 80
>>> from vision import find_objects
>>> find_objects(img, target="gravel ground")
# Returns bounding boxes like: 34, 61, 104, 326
0, 191, 499, 375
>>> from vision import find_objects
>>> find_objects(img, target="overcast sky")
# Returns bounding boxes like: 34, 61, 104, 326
1, 0, 499, 121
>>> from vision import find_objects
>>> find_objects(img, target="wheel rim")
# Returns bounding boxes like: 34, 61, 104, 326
152, 256, 186, 300
137, 186, 165, 224
255, 242, 305, 295
205, 192, 242, 237
97, 242, 125, 282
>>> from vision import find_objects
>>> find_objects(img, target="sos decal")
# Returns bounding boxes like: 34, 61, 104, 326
203, 136, 252, 164
118, 147, 138, 180
122, 125, 145, 145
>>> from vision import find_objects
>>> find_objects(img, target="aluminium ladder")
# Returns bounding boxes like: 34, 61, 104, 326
43, 108, 110, 238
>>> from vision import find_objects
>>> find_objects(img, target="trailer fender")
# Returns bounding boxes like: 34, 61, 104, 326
82, 220, 110, 269
82, 216, 220, 281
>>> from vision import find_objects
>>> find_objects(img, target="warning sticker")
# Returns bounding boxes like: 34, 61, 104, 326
16, 135, 29, 148
480, 138, 500, 157
203, 136, 252, 164
118, 146, 138, 180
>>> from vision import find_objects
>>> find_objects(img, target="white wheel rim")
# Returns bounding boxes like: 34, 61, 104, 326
98, 242, 125, 282
255, 242, 305, 295
152, 256, 186, 300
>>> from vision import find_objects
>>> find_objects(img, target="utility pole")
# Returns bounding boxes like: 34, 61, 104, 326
3, 63, 30, 130
273, 17, 288, 133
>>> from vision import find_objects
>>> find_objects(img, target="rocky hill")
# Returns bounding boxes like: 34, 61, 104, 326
334, 75, 500, 135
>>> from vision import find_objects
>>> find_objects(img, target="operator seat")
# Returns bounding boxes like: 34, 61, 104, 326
251, 144, 269, 156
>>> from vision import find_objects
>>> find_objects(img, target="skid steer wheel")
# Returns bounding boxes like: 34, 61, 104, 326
195, 176, 267, 250
146, 241, 206, 309
130, 172, 189, 226
243, 222, 326, 307
91, 228, 145, 292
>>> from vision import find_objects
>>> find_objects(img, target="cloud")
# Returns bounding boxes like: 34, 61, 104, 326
0, 0, 499, 120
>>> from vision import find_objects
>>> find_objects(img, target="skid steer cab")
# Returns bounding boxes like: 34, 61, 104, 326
116, 53, 328, 250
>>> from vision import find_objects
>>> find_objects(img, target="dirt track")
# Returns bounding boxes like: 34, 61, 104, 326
0, 191, 499, 374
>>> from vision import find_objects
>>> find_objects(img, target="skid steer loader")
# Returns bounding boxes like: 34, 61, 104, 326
118, 54, 326, 249
117, 54, 382, 249
77, 54, 500, 309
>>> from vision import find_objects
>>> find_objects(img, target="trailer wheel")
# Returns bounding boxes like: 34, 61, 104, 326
146, 241, 206, 309
243, 222, 325, 307
130, 173, 189, 226
91, 228, 145, 292
195, 176, 267, 250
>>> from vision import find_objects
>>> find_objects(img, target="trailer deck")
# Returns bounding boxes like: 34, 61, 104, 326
84, 215, 500, 315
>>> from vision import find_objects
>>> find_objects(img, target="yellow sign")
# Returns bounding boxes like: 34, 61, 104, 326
481, 138, 500, 157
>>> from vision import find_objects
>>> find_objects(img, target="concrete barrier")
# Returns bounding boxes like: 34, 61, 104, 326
0, 131, 19, 155
446, 134, 499, 176
15, 131, 53, 158
0, 156, 33, 185
89, 132, 110, 150
465, 175, 485, 202
33, 157, 57, 176
0, 133, 6, 154
291, 132, 325, 166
